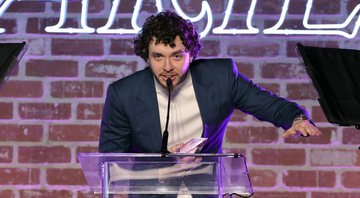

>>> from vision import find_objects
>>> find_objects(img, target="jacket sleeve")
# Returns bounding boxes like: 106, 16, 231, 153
99, 83, 131, 153
228, 59, 307, 130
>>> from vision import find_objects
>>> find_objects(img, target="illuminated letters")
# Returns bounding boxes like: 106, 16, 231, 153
97, 0, 163, 34
213, 0, 259, 35
263, 0, 360, 39
171, 0, 213, 38
0, 0, 15, 33
44, 0, 95, 33
0, 0, 359, 38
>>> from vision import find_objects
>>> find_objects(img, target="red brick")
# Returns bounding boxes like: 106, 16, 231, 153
312, 192, 360, 198
261, 63, 308, 79
52, 1, 104, 13
0, 81, 43, 97
347, 0, 360, 13
249, 169, 277, 187
19, 146, 71, 163
310, 149, 360, 166
286, 41, 339, 57
258, 83, 280, 95
285, 127, 334, 144
26, 59, 78, 77
77, 103, 103, 120
286, 83, 318, 100
26, 17, 78, 34
229, 110, 247, 122
342, 171, 360, 188
343, 128, 360, 144
288, 0, 340, 15
51, 39, 103, 56
76, 146, 99, 162
169, 1, 224, 14
7, 2, 45, 12
77, 191, 104, 198
235, 62, 254, 78
49, 125, 100, 141
51, 81, 103, 98
231, 0, 252, 13
253, 191, 306, 198
199, 39, 220, 57
252, 148, 305, 165
287, 0, 307, 14
0, 102, 12, 119
254, 0, 283, 14
110, 39, 135, 55
311, 106, 329, 123
227, 42, 279, 57
0, 124, 43, 141
312, 0, 341, 14
283, 170, 335, 187
225, 126, 278, 144
46, 168, 87, 185
0, 19, 17, 34
0, 146, 13, 163
0, 190, 13, 198
0, 168, 40, 185
85, 60, 137, 78
116, 0, 157, 13
20, 189, 73, 198
19, 103, 71, 120
76, 146, 98, 154
91, 17, 133, 30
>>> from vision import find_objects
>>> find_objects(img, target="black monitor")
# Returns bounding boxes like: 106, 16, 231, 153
0, 42, 27, 84
297, 43, 360, 129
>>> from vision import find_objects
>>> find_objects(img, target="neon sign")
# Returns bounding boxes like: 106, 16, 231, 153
1, 0, 359, 38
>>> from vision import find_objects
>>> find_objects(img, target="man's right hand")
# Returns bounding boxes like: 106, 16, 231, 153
168, 143, 184, 153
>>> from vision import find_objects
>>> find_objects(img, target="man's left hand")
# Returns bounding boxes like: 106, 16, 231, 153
282, 120, 321, 138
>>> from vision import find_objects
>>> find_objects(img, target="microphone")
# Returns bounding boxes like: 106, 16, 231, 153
161, 78, 173, 154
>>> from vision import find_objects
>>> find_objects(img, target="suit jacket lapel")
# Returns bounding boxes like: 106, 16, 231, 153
133, 68, 162, 151
190, 63, 218, 127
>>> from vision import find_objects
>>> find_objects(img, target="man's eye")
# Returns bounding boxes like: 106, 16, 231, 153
154, 55, 162, 59
173, 54, 183, 60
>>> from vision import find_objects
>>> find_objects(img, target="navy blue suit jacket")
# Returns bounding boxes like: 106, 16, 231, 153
99, 58, 305, 153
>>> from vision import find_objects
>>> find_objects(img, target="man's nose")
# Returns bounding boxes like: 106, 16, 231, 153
163, 58, 173, 72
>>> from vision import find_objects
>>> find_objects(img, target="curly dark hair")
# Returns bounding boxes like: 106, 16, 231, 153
134, 10, 202, 61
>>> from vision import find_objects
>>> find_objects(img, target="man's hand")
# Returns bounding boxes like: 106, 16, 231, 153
282, 120, 321, 138
168, 143, 201, 163
168, 143, 184, 153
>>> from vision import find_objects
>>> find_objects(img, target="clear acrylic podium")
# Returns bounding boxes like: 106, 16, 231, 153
78, 153, 253, 197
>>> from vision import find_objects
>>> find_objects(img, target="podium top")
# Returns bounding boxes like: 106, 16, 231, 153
78, 153, 253, 197
78, 152, 244, 159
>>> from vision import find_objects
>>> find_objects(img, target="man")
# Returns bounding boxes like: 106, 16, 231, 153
99, 10, 320, 154
98, 10, 321, 198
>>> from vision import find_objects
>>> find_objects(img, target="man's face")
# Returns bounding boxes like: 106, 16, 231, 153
148, 36, 193, 88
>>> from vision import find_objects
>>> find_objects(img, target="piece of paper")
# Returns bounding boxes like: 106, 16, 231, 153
177, 138, 207, 153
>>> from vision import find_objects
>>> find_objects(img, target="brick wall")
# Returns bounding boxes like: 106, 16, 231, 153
0, 0, 360, 198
